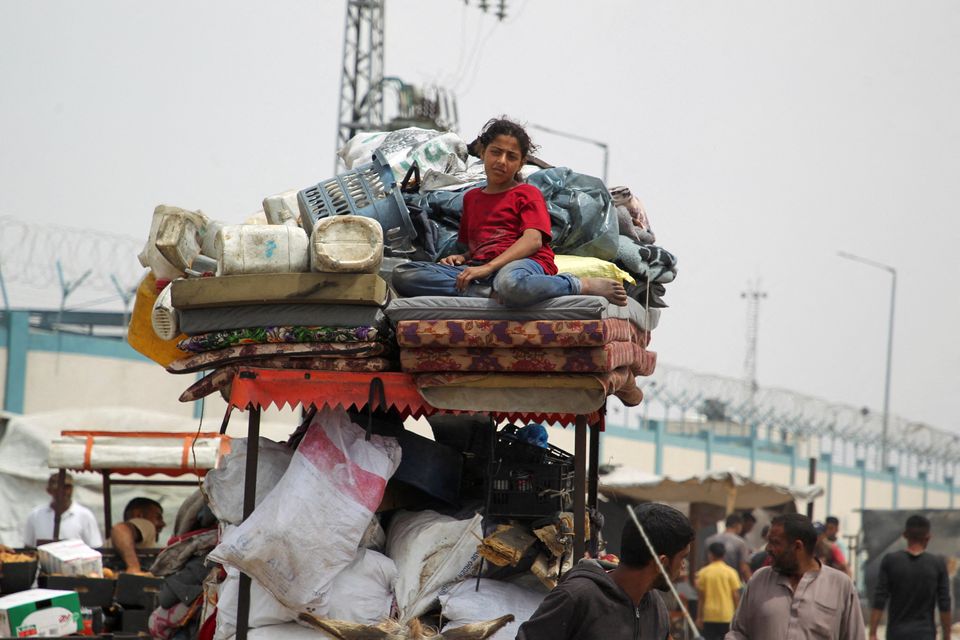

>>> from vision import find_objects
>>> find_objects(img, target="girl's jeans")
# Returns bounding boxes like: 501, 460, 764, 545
391, 258, 580, 308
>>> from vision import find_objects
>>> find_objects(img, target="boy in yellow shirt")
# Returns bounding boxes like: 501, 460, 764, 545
696, 541, 742, 640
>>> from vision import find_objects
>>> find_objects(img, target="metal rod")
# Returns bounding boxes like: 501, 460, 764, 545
574, 415, 588, 561
53, 468, 67, 540
588, 416, 601, 557
626, 506, 703, 640
807, 457, 817, 519
236, 406, 261, 640
102, 472, 113, 533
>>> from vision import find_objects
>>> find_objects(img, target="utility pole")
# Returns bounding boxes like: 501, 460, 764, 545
741, 281, 767, 395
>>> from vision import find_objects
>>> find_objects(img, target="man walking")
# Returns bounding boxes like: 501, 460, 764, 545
706, 513, 752, 582
726, 513, 864, 639
696, 541, 741, 640
517, 502, 695, 640
869, 514, 951, 640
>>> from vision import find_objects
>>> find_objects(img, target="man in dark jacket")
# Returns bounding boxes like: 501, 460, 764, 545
517, 502, 695, 640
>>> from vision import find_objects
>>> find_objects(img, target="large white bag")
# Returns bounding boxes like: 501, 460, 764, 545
386, 510, 483, 624
214, 566, 297, 640
204, 437, 294, 526
325, 549, 397, 624
338, 127, 469, 180
209, 408, 401, 613
244, 623, 335, 639
439, 578, 546, 640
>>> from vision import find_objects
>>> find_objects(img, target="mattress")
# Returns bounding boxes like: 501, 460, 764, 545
395, 318, 649, 349
385, 295, 660, 331
400, 343, 642, 374
167, 341, 388, 374
171, 273, 388, 309
177, 325, 386, 353
179, 304, 386, 335
179, 357, 396, 402
414, 367, 640, 414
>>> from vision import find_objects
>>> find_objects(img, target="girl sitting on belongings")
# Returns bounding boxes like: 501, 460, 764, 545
392, 117, 628, 308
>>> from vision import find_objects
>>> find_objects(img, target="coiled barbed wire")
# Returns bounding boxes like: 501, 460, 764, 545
0, 215, 144, 294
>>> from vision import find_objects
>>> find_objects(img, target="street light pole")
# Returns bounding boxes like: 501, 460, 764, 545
837, 251, 897, 469
526, 123, 609, 184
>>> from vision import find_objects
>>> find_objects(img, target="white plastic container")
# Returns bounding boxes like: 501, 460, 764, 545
262, 189, 301, 227
216, 224, 310, 276
151, 281, 179, 340
155, 208, 209, 272
310, 215, 384, 274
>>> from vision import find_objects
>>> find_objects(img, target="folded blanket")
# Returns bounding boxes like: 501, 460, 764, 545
177, 325, 386, 353
167, 341, 388, 374
395, 318, 649, 349
400, 342, 647, 374
616, 236, 678, 284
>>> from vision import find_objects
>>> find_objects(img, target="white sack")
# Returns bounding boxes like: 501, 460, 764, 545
215, 566, 297, 640
209, 408, 401, 613
338, 128, 468, 181
326, 549, 397, 624
439, 578, 546, 640
386, 510, 483, 624
204, 437, 294, 526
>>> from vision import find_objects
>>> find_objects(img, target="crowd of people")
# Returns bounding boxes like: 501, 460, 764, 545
517, 505, 952, 640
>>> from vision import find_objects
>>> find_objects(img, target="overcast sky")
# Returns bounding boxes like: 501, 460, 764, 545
1, 0, 958, 431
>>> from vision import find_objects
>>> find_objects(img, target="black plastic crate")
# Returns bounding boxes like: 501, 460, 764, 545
496, 424, 573, 466
488, 460, 574, 518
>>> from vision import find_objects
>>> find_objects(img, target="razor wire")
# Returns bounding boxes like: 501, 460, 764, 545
0, 215, 144, 297
636, 362, 960, 476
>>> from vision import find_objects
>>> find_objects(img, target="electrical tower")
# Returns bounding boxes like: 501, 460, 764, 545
741, 281, 767, 393
336, 0, 386, 165
335, 0, 507, 169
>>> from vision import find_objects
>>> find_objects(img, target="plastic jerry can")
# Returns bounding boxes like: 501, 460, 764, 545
262, 189, 301, 227
216, 224, 310, 275
127, 272, 188, 367
309, 215, 384, 274
154, 207, 210, 272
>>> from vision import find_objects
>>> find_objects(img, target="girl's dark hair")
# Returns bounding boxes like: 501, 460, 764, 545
476, 116, 538, 158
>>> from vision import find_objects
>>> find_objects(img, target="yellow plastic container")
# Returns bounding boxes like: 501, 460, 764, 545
127, 272, 188, 367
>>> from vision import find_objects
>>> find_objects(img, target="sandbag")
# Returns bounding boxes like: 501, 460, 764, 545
209, 408, 401, 613
386, 510, 483, 624
204, 437, 294, 526
215, 566, 296, 640
325, 549, 397, 624
527, 167, 620, 260
439, 578, 546, 640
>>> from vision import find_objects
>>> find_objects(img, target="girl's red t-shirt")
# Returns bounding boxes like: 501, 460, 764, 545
459, 183, 557, 275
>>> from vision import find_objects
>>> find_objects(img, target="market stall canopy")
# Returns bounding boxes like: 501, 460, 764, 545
48, 431, 231, 476
598, 467, 823, 511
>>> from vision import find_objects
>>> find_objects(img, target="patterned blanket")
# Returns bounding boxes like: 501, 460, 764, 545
396, 318, 649, 349
177, 325, 385, 353
400, 342, 652, 374
167, 341, 388, 374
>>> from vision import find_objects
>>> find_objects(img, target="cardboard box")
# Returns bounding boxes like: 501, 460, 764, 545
0, 588, 81, 637
36, 540, 102, 577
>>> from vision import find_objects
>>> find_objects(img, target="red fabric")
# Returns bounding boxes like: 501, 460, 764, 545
459, 183, 557, 274
197, 610, 216, 640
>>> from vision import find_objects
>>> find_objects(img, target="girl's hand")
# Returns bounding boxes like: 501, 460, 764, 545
455, 264, 494, 291
440, 254, 467, 266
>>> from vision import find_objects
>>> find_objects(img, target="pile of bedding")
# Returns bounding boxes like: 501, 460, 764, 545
385, 295, 659, 414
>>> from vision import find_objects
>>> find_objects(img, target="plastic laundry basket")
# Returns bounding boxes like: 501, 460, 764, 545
297, 150, 417, 243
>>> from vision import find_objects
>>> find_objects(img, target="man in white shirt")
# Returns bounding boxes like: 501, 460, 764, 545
23, 473, 103, 548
